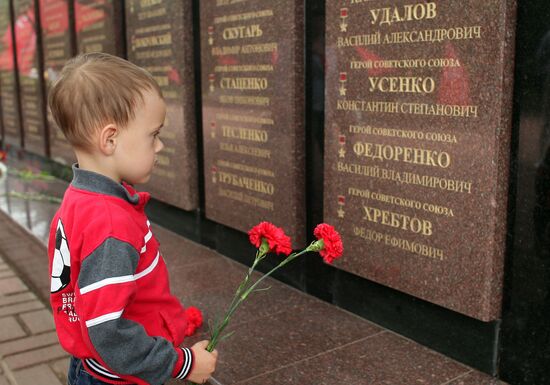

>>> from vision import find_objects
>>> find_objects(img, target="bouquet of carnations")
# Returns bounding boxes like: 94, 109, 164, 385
189, 222, 343, 385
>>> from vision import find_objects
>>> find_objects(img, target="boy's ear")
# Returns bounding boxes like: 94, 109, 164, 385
98, 124, 118, 155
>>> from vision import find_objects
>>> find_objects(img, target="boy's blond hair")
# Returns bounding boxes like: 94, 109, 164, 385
48, 52, 163, 150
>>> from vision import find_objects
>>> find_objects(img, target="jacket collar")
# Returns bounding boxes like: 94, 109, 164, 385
71, 164, 140, 205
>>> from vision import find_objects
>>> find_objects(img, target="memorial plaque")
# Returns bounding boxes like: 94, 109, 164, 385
200, 0, 306, 246
125, 0, 198, 210
324, 1, 516, 321
74, 0, 124, 56
0, 0, 22, 148
14, 0, 48, 156
40, 0, 75, 165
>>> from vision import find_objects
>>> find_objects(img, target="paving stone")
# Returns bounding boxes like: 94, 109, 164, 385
0, 271, 15, 279
0, 331, 59, 357
13, 364, 63, 385
0, 277, 28, 295
19, 309, 55, 334
0, 301, 44, 318
0, 292, 37, 307
0, 316, 26, 342
50, 357, 70, 380
5, 344, 69, 370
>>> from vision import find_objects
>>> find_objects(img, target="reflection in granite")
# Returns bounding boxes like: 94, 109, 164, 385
0, 159, 65, 244
235, 332, 479, 385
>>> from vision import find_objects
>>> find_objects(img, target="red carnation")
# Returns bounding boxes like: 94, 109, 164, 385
274, 231, 292, 255
248, 221, 292, 256
313, 223, 344, 264
184, 306, 203, 337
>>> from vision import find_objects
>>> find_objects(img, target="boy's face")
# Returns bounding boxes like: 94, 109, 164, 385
113, 89, 166, 185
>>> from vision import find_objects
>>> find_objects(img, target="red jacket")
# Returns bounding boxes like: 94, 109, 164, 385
49, 166, 195, 385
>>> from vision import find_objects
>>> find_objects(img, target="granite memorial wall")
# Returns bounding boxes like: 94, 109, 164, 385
74, 0, 124, 56
13, 0, 48, 156
200, 0, 306, 246
126, 0, 199, 211
0, 0, 22, 148
41, 0, 75, 165
4, 1, 549, 382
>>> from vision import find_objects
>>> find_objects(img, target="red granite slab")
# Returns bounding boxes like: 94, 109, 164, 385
234, 331, 475, 385
324, 0, 517, 321
0, 0, 22, 148
125, 0, 199, 210
200, 300, 381, 384
13, 0, 48, 156
200, 0, 306, 247
74, 0, 124, 56
40, 0, 76, 165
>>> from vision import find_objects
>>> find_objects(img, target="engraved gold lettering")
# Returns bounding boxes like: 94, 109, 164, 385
220, 77, 268, 90
222, 24, 262, 40
221, 125, 268, 142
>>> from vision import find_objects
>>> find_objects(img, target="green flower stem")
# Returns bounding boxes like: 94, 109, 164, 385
207, 247, 267, 351
191, 241, 322, 384
206, 241, 320, 353
239, 244, 316, 302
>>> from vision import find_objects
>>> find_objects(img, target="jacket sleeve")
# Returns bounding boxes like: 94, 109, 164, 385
75, 236, 193, 384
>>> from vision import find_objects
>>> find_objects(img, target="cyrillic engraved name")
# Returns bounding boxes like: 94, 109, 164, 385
217, 171, 274, 195
370, 3, 437, 26
352, 142, 451, 168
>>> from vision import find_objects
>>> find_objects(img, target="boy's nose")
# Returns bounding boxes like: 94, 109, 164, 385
155, 138, 164, 152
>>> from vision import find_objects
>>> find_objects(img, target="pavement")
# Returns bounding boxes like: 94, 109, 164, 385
0, 243, 69, 385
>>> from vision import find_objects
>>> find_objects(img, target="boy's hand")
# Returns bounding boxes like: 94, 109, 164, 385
187, 340, 218, 384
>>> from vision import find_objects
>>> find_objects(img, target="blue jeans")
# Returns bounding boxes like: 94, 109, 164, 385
67, 357, 167, 385
67, 357, 119, 385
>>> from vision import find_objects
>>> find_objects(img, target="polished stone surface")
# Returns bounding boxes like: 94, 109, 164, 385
446, 371, 507, 385
500, 2, 550, 384
0, 0, 22, 148
125, 0, 199, 211
74, 0, 124, 56
324, 0, 517, 321
0, 155, 507, 384
200, 0, 306, 246
234, 332, 475, 385
0, 159, 65, 247
40, 0, 75, 165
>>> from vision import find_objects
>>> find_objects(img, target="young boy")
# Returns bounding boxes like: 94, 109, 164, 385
47, 53, 218, 385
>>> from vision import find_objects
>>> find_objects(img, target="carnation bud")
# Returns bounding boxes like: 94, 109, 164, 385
259, 238, 270, 254
308, 239, 325, 252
